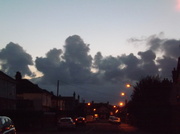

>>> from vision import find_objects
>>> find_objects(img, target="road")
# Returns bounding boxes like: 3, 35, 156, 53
18, 121, 153, 134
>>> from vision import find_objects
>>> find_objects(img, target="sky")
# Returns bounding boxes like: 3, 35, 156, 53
1, 0, 180, 105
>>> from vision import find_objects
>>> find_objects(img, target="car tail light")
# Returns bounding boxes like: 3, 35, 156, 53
5, 127, 10, 130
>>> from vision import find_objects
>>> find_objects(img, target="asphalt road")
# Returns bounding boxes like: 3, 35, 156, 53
18, 122, 153, 134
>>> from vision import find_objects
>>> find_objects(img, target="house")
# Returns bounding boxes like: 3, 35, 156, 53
86, 102, 111, 119
15, 72, 53, 111
0, 71, 16, 110
94, 103, 112, 119
56, 92, 80, 117
15, 71, 80, 113
51, 95, 65, 111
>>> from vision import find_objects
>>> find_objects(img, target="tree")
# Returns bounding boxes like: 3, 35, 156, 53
127, 76, 172, 132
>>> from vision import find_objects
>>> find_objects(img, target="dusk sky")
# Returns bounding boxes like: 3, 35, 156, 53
1, 0, 180, 105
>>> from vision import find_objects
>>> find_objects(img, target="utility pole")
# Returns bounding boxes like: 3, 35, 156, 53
57, 80, 59, 96
56, 80, 60, 111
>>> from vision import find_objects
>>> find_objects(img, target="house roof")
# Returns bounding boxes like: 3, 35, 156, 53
0, 71, 16, 83
16, 79, 43, 94
16, 78, 54, 97
60, 96, 75, 101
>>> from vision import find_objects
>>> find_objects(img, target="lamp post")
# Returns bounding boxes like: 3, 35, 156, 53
120, 92, 129, 123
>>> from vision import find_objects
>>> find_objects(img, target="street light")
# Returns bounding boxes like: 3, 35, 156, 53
121, 92, 125, 96
126, 84, 131, 88
126, 83, 136, 88
119, 102, 124, 107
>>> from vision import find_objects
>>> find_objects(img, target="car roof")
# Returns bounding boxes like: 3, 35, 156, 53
76, 117, 85, 118
0, 116, 11, 119
60, 117, 72, 119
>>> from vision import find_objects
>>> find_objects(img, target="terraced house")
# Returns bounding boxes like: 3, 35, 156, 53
0, 71, 16, 111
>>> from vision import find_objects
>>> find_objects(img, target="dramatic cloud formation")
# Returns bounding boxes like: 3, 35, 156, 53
0, 34, 180, 104
0, 42, 34, 77
63, 35, 93, 83
35, 48, 64, 85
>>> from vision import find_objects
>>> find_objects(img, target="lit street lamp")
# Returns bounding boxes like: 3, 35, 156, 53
126, 84, 131, 88
121, 92, 125, 96
119, 102, 124, 107
126, 83, 135, 88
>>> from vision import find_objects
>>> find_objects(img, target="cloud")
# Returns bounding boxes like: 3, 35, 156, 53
0, 42, 34, 77
162, 39, 180, 58
119, 53, 142, 80
157, 56, 177, 78
129, 32, 180, 77
63, 35, 92, 68
93, 51, 103, 69
62, 35, 93, 83
1, 34, 180, 104
138, 50, 156, 61
146, 33, 180, 59
35, 48, 66, 85
138, 50, 159, 76
35, 35, 94, 86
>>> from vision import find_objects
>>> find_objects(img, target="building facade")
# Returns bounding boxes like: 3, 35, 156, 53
15, 72, 53, 111
0, 71, 16, 110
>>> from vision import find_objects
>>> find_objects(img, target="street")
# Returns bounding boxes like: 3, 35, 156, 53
18, 121, 153, 134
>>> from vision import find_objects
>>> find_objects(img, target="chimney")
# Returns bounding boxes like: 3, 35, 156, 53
15, 71, 22, 81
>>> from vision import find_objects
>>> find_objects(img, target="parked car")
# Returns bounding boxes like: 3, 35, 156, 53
0, 116, 16, 134
75, 117, 86, 126
108, 116, 121, 124
57, 117, 76, 130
